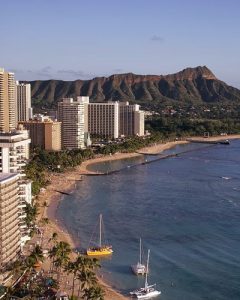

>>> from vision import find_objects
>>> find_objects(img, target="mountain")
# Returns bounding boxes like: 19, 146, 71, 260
26, 66, 240, 108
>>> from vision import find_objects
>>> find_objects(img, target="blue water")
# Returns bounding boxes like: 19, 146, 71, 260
57, 141, 240, 300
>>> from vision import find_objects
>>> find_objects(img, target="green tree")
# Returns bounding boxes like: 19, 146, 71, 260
83, 285, 105, 300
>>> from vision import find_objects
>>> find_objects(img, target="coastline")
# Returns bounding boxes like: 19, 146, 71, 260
38, 171, 128, 299
38, 134, 240, 299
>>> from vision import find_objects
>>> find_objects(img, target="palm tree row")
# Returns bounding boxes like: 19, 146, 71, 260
48, 237, 104, 299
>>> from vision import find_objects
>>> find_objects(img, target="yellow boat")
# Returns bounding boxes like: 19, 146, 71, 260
86, 214, 113, 256
87, 246, 113, 256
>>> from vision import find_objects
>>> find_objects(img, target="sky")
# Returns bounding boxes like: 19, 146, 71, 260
1, 0, 240, 87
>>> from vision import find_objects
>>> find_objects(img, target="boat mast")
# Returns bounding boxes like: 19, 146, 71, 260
139, 238, 142, 265
145, 249, 150, 289
99, 214, 102, 247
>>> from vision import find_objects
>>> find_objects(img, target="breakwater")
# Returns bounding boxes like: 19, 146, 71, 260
84, 144, 216, 176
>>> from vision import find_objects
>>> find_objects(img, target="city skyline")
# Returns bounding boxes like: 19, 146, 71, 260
1, 0, 240, 87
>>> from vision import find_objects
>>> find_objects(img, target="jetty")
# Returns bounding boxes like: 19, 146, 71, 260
54, 190, 71, 196
187, 138, 230, 145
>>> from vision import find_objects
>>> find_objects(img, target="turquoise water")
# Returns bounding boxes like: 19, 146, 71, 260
58, 141, 240, 300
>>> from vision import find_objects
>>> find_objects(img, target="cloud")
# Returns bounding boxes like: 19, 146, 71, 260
113, 68, 124, 73
57, 69, 93, 79
7, 66, 96, 81
150, 35, 164, 42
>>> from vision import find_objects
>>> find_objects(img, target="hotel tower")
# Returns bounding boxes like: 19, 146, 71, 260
0, 68, 17, 132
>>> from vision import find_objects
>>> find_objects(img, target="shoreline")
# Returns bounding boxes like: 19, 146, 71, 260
38, 134, 240, 299
79, 134, 240, 173
38, 172, 128, 299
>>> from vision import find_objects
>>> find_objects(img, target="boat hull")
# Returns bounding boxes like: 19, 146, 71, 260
130, 289, 161, 299
131, 264, 147, 275
136, 290, 161, 299
86, 247, 113, 256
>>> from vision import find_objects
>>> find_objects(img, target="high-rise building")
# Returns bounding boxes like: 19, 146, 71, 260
87, 101, 145, 138
88, 102, 119, 139
0, 129, 30, 173
0, 173, 21, 282
119, 102, 145, 137
0, 129, 32, 246
58, 98, 86, 149
16, 82, 32, 121
134, 110, 145, 136
0, 68, 17, 132
19, 114, 61, 151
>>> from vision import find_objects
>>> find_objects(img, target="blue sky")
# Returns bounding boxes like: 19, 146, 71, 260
1, 0, 240, 87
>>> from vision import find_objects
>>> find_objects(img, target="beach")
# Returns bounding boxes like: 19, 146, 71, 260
37, 134, 240, 299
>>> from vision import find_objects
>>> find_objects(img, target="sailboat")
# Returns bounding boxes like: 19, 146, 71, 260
86, 214, 113, 256
131, 238, 146, 275
130, 249, 161, 299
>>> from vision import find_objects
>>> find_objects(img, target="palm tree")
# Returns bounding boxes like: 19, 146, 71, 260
74, 255, 100, 297
83, 285, 105, 300
65, 261, 79, 298
24, 203, 39, 228
48, 232, 58, 245
52, 241, 71, 280
29, 244, 44, 263
87, 257, 101, 271
77, 269, 97, 293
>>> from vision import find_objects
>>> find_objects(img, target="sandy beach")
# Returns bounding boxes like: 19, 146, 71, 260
37, 134, 240, 299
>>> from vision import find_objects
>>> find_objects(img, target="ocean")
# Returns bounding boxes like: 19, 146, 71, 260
57, 140, 240, 300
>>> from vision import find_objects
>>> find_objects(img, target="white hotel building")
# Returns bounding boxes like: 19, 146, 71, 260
57, 96, 145, 148
0, 129, 32, 245
88, 101, 145, 139
58, 98, 86, 149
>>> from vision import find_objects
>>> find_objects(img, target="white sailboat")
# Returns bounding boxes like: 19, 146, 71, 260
130, 249, 161, 299
131, 238, 146, 275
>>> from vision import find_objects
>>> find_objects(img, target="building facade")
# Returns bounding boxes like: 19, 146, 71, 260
87, 101, 144, 139
0, 173, 21, 282
0, 68, 17, 132
88, 102, 119, 139
0, 129, 30, 173
0, 129, 31, 246
16, 82, 32, 121
19, 114, 61, 151
134, 110, 145, 136
58, 98, 86, 149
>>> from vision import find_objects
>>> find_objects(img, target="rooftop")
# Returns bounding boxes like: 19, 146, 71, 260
0, 173, 18, 183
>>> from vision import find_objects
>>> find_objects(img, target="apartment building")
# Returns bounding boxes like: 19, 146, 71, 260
0, 173, 21, 282
16, 82, 32, 121
88, 102, 119, 139
58, 98, 86, 149
19, 114, 61, 151
0, 68, 17, 132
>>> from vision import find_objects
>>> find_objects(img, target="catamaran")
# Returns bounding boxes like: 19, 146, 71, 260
130, 249, 161, 299
86, 214, 113, 256
131, 238, 146, 275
